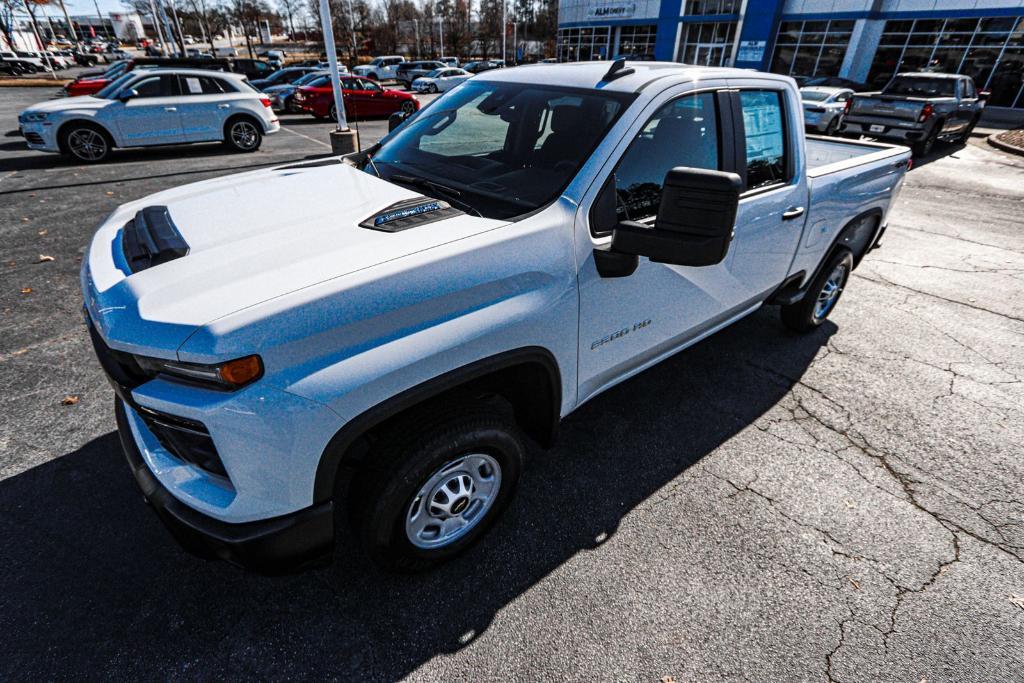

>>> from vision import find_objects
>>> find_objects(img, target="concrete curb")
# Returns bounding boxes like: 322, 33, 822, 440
987, 131, 1024, 157
0, 79, 68, 87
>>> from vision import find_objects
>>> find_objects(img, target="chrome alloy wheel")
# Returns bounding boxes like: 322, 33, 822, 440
230, 120, 259, 150
68, 128, 107, 161
405, 453, 502, 549
814, 262, 848, 321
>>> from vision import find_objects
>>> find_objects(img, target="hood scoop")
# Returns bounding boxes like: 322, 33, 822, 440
121, 206, 189, 273
359, 197, 464, 233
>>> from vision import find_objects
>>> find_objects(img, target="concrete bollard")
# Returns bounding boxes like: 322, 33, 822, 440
330, 129, 359, 155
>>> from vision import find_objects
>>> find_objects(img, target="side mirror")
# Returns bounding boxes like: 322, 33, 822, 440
978, 90, 990, 102
388, 110, 410, 132
594, 167, 742, 277
118, 88, 139, 101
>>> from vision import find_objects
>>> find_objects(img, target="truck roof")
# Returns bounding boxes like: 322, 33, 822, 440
893, 71, 964, 79
475, 60, 791, 92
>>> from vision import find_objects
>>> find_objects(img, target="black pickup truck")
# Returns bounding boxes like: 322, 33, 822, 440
840, 72, 987, 156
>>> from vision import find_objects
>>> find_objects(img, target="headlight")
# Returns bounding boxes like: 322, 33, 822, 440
134, 354, 263, 390
21, 112, 48, 123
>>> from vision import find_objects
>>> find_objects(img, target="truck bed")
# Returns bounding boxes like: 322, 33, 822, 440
806, 135, 909, 177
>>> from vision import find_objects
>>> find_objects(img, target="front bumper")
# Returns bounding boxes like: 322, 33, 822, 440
18, 121, 59, 152
116, 398, 335, 573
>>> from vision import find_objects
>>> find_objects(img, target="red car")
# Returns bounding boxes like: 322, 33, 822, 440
64, 61, 132, 97
293, 75, 419, 120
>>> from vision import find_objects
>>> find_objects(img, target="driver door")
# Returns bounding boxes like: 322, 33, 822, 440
113, 74, 185, 146
575, 84, 754, 402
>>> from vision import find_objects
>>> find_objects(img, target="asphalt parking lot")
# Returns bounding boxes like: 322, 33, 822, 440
2, 83, 1023, 681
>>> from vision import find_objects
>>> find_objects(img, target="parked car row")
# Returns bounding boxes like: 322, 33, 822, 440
19, 68, 279, 163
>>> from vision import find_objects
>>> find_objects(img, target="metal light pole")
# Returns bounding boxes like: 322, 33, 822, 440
501, 0, 506, 64
437, 16, 443, 59
22, 0, 57, 78
148, 0, 166, 53
169, 1, 186, 54
91, 0, 109, 40
318, 0, 358, 154
57, 0, 77, 44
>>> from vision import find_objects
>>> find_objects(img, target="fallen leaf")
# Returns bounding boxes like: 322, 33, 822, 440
20, 287, 32, 294
38, 255, 55, 263
1010, 594, 1024, 610
661, 678, 677, 683
37, 229, 47, 235
12, 348, 28, 356
22, 217, 29, 222
61, 395, 79, 406
105, 191, 114, 196
849, 577, 861, 590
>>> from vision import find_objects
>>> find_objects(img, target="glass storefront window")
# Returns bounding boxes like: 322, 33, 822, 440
684, 0, 740, 16
866, 16, 1024, 107
556, 26, 612, 62
769, 20, 853, 79
616, 25, 657, 59
678, 21, 737, 67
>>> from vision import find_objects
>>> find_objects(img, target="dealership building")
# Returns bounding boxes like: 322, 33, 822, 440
556, 0, 1024, 110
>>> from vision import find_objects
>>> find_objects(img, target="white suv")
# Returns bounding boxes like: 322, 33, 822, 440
352, 55, 405, 81
18, 68, 280, 162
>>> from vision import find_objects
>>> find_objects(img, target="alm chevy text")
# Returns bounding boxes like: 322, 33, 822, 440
82, 62, 910, 572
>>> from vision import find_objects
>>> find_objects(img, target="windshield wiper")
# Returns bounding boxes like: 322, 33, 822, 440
389, 173, 482, 217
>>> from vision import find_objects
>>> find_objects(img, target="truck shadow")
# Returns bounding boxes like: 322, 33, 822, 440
0, 308, 833, 679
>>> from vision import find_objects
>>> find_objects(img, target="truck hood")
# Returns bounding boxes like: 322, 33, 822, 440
83, 161, 507, 356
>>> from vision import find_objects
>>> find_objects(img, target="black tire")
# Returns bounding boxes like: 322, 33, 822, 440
348, 400, 526, 572
825, 116, 840, 136
781, 249, 854, 333
60, 122, 112, 163
366, 72, 378, 80
400, 99, 417, 115
328, 104, 339, 121
428, 83, 438, 94
912, 122, 940, 157
223, 117, 262, 152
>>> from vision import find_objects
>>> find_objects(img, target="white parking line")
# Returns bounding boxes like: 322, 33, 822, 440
280, 126, 332, 149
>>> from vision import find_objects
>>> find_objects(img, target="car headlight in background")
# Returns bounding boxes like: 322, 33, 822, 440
134, 354, 263, 390
20, 112, 48, 123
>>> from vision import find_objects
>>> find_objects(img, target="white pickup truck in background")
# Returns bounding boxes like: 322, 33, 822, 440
82, 61, 910, 573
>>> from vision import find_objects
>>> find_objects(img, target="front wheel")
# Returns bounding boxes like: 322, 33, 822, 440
223, 118, 262, 152
348, 401, 525, 572
427, 83, 438, 94
400, 100, 417, 115
780, 249, 854, 332
956, 115, 980, 143
825, 116, 840, 136
62, 123, 111, 163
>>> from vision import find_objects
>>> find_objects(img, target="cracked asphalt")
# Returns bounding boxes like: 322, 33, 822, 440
2, 85, 1023, 681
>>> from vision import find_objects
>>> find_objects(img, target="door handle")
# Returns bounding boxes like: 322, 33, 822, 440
164, 107, 177, 112
218, 104, 230, 109
782, 206, 806, 220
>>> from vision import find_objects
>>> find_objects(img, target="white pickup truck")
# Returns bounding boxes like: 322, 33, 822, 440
82, 61, 910, 573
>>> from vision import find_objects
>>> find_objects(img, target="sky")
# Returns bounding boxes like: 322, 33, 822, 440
46, 0, 136, 18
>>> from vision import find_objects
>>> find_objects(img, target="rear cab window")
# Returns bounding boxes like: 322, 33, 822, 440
738, 90, 790, 192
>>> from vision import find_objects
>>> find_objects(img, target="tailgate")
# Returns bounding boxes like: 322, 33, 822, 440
849, 96, 925, 122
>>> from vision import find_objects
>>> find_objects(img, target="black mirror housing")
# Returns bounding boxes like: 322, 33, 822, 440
611, 167, 742, 268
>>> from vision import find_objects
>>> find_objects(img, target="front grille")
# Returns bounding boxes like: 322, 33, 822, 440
136, 406, 229, 479
86, 314, 149, 390
24, 132, 44, 144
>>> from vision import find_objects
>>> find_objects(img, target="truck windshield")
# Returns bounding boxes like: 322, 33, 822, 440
884, 76, 956, 97
367, 81, 635, 220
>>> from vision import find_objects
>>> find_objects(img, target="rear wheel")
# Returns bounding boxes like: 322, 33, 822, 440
223, 117, 262, 152
348, 401, 526, 572
61, 122, 111, 163
912, 123, 940, 157
780, 249, 854, 332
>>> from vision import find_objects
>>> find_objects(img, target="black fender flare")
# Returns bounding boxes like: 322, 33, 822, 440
312, 346, 562, 504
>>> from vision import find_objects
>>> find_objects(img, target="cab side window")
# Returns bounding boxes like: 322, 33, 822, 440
612, 92, 720, 223
738, 90, 789, 191
129, 75, 174, 98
